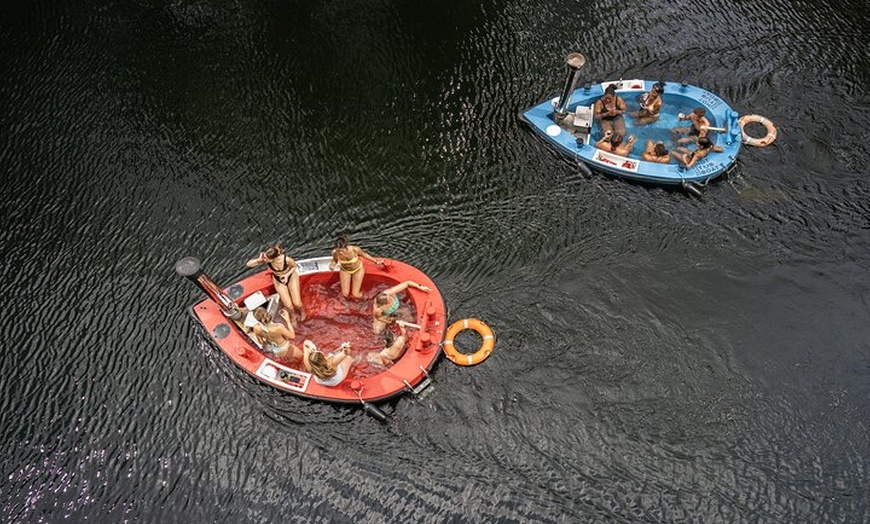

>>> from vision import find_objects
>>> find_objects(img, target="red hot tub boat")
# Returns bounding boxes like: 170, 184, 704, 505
176, 256, 446, 411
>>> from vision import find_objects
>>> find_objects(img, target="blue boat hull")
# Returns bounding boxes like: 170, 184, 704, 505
521, 80, 742, 186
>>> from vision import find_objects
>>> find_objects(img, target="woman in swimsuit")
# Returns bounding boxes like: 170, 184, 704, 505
367, 322, 408, 368
246, 245, 305, 321
594, 84, 627, 137
641, 140, 671, 164
632, 82, 665, 125
328, 234, 383, 299
302, 340, 353, 387
252, 307, 301, 362
372, 280, 430, 334
594, 131, 636, 157
670, 136, 723, 168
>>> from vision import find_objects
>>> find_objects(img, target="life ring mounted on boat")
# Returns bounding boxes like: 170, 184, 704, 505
443, 319, 494, 366
738, 114, 777, 147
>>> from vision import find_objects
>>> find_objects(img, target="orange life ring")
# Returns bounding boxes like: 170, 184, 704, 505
738, 114, 777, 147
443, 319, 494, 366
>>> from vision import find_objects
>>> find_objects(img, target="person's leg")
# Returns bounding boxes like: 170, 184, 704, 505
339, 270, 351, 298
275, 280, 294, 311
367, 352, 390, 368
288, 272, 305, 320
614, 117, 626, 137
335, 356, 353, 381
350, 266, 365, 299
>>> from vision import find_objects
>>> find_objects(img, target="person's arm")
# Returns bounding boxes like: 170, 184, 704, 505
246, 252, 267, 268
619, 136, 636, 155
684, 152, 700, 168
252, 324, 266, 345
384, 281, 430, 295
594, 100, 606, 119
328, 249, 339, 270
712, 145, 724, 153
330, 342, 351, 365
278, 309, 295, 339
615, 97, 626, 115
277, 324, 295, 341
355, 246, 383, 265
331, 351, 349, 367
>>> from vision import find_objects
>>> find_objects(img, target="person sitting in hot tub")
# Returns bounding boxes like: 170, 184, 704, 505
632, 81, 665, 125
302, 340, 353, 387
641, 140, 671, 164
372, 280, 430, 334
593, 84, 627, 137
670, 136, 723, 168
673, 107, 711, 143
252, 307, 301, 363
594, 131, 636, 157
367, 321, 409, 369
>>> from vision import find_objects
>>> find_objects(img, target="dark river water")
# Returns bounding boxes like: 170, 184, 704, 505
2, 0, 868, 522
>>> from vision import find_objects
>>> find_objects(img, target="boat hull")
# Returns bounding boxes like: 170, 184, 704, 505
190, 257, 446, 404
521, 80, 743, 185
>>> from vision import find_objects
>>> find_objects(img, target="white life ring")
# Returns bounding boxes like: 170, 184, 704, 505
738, 114, 777, 147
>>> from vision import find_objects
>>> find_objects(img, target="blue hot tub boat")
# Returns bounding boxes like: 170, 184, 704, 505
520, 54, 743, 193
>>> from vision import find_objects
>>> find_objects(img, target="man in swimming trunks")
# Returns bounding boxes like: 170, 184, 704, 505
632, 81, 664, 125
673, 107, 710, 144
594, 131, 636, 157
328, 234, 383, 300
246, 245, 305, 322
594, 84, 627, 137
670, 136, 723, 168
641, 140, 671, 164
372, 280, 430, 334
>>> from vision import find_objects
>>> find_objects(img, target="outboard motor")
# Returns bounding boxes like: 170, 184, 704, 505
175, 257, 243, 320
554, 53, 586, 121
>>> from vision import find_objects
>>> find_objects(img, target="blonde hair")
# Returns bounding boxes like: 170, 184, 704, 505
253, 307, 271, 324
308, 350, 336, 379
